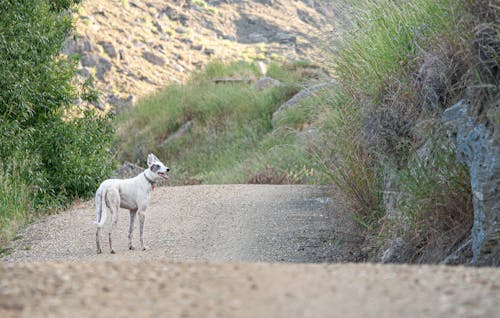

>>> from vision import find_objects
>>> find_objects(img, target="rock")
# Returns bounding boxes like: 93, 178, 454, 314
179, 14, 190, 27
204, 48, 215, 56
95, 57, 112, 81
382, 171, 404, 221
175, 27, 188, 34
222, 34, 236, 41
62, 37, 94, 55
161, 121, 194, 147
380, 238, 410, 263
253, 76, 281, 91
140, 75, 156, 84
112, 162, 144, 179
180, 38, 193, 46
118, 49, 126, 60
276, 32, 297, 45
81, 53, 100, 67
442, 99, 500, 266
98, 41, 118, 59
107, 94, 135, 112
248, 33, 268, 43
77, 67, 91, 79
416, 54, 449, 112
161, 5, 179, 21
271, 82, 335, 128
142, 52, 167, 66
173, 63, 185, 72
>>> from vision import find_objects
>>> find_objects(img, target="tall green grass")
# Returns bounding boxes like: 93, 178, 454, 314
0, 158, 32, 242
116, 61, 320, 184
314, 0, 469, 230
322, 0, 474, 257
336, 0, 463, 97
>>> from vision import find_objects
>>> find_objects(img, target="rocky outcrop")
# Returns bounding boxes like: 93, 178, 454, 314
253, 76, 281, 91
442, 99, 500, 266
142, 51, 167, 66
271, 82, 335, 128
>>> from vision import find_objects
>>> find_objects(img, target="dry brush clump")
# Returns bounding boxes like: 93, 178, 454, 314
320, 0, 495, 263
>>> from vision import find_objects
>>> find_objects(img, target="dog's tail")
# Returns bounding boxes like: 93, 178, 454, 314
94, 188, 107, 228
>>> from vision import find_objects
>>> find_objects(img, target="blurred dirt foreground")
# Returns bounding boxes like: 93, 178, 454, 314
1, 185, 499, 317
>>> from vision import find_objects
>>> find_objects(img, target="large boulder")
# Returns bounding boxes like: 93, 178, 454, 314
271, 82, 335, 128
442, 99, 500, 266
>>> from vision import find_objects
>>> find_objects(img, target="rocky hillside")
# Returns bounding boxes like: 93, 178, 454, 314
64, 0, 340, 110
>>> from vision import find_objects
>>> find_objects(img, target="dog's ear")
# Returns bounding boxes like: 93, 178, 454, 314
148, 153, 162, 168
147, 154, 156, 167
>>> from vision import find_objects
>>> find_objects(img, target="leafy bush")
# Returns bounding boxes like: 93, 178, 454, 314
34, 112, 114, 198
0, 0, 114, 243
0, 0, 78, 125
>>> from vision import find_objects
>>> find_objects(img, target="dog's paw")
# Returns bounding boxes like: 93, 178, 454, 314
110, 249, 116, 254
141, 245, 149, 251
129, 245, 135, 250
97, 249, 102, 254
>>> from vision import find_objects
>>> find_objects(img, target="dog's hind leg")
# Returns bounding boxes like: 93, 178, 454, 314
106, 189, 120, 254
128, 209, 137, 250
96, 227, 102, 254
95, 188, 105, 254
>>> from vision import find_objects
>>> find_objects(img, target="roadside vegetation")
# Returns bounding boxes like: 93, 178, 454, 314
316, 0, 495, 262
0, 0, 114, 243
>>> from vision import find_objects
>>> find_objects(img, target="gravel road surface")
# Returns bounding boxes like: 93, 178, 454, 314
1, 185, 499, 317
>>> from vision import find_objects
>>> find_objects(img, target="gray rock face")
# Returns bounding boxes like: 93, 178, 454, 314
161, 121, 193, 147
112, 162, 144, 179
62, 36, 93, 55
107, 94, 135, 112
142, 51, 167, 66
253, 76, 281, 91
271, 82, 335, 128
442, 99, 500, 265
81, 54, 100, 67
98, 41, 118, 59
95, 57, 112, 81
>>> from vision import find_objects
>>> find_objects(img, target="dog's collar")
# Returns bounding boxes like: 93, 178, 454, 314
143, 172, 156, 189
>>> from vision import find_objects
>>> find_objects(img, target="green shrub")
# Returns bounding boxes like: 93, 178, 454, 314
34, 112, 114, 198
0, 0, 79, 125
0, 0, 114, 244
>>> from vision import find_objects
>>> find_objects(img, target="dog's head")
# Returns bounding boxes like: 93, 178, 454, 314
147, 153, 170, 180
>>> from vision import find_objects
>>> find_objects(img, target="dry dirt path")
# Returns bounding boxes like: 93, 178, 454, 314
1, 185, 499, 317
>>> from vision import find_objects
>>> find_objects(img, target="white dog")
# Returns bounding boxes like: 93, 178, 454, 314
95, 154, 169, 254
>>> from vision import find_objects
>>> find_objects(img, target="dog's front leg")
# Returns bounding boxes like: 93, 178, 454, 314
128, 209, 137, 250
138, 210, 148, 251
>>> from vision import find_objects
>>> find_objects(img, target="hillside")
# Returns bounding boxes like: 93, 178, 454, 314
66, 0, 340, 110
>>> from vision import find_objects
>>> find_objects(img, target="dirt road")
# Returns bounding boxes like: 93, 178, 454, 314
1, 185, 499, 317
